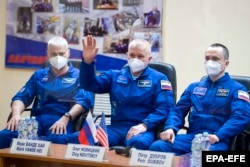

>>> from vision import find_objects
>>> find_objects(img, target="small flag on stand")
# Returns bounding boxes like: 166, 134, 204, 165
78, 112, 98, 145
96, 112, 109, 150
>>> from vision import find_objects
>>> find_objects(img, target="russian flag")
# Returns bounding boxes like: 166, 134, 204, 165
161, 80, 172, 90
78, 112, 98, 145
238, 90, 250, 102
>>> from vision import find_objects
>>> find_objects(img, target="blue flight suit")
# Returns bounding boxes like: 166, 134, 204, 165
146, 10, 161, 26
150, 73, 250, 154
76, 61, 174, 150
0, 63, 94, 148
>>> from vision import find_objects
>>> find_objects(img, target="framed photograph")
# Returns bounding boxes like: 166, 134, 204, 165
143, 0, 162, 28
103, 35, 129, 54
31, 0, 54, 12
83, 17, 109, 37
17, 7, 32, 33
63, 17, 81, 44
93, 0, 118, 10
57, 0, 89, 13
35, 14, 61, 35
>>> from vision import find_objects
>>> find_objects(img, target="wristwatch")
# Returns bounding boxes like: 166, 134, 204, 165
64, 112, 72, 121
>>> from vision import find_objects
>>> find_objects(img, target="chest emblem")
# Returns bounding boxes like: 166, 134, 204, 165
138, 80, 152, 87
216, 89, 229, 96
193, 87, 207, 96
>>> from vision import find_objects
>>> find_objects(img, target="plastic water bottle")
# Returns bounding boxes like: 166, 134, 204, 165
25, 117, 33, 140
191, 133, 202, 167
17, 118, 26, 139
201, 132, 210, 151
30, 116, 38, 140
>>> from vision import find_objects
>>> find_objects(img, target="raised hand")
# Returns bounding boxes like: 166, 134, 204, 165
82, 35, 99, 64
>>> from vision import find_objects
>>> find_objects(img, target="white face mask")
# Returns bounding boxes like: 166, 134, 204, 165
205, 60, 222, 77
128, 58, 146, 73
49, 56, 68, 70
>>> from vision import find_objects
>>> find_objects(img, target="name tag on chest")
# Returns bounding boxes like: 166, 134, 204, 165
137, 80, 152, 87
216, 89, 229, 96
62, 78, 76, 84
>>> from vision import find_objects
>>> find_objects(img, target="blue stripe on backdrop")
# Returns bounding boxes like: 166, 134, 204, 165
5, 35, 127, 71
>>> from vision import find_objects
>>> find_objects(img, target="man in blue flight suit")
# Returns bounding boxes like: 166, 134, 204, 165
145, 6, 161, 27
149, 43, 250, 154
76, 35, 175, 150
0, 36, 93, 148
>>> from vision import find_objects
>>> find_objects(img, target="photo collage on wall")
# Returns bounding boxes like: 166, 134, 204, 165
6, 0, 163, 70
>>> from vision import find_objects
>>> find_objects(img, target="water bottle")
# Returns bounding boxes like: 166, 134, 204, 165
191, 133, 202, 167
25, 117, 33, 140
201, 132, 210, 151
31, 116, 38, 140
17, 118, 26, 139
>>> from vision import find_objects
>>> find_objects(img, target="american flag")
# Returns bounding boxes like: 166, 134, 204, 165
96, 112, 109, 150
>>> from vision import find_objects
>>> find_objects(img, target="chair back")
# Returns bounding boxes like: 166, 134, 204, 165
148, 62, 177, 103
230, 75, 250, 94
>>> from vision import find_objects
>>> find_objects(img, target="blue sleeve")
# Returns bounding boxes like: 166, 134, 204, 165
79, 60, 112, 93
73, 88, 94, 112
11, 72, 37, 107
142, 75, 175, 130
215, 88, 250, 141
164, 85, 192, 133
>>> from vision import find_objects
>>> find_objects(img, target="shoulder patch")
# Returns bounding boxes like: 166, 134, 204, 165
42, 77, 48, 82
117, 75, 128, 84
238, 90, 250, 102
161, 80, 172, 90
193, 87, 207, 96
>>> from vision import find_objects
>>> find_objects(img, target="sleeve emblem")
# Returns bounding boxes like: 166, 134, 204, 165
238, 90, 250, 102
161, 80, 172, 90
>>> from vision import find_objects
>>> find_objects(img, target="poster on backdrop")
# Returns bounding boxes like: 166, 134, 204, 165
5, 0, 163, 71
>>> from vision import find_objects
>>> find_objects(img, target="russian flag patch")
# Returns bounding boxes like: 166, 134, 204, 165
238, 90, 250, 102
161, 80, 172, 90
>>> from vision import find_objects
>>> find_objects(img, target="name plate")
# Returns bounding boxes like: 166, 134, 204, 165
10, 138, 51, 156
65, 144, 108, 162
129, 149, 174, 167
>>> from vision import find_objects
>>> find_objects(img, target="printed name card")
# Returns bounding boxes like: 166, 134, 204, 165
65, 144, 108, 162
10, 138, 51, 156
129, 149, 174, 167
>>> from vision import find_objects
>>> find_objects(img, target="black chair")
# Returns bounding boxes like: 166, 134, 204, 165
200, 75, 250, 151
7, 59, 87, 132
148, 62, 177, 139
148, 62, 177, 103
228, 75, 250, 151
